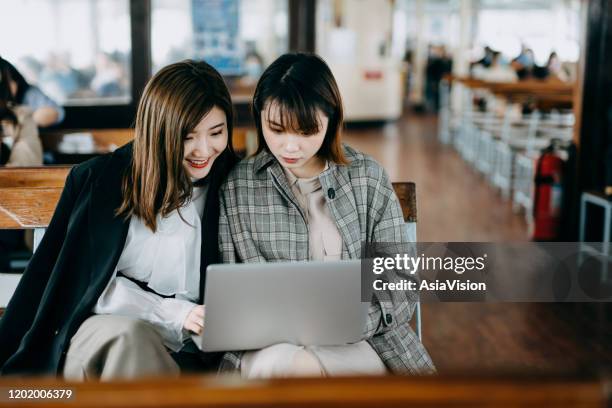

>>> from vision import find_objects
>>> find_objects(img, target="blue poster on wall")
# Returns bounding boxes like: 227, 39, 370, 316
191, 0, 242, 75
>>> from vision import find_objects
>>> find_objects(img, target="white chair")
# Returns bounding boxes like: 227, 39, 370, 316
512, 152, 536, 222
438, 80, 453, 145
491, 109, 542, 198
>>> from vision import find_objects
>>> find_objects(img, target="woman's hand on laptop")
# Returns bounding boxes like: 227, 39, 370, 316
183, 305, 205, 335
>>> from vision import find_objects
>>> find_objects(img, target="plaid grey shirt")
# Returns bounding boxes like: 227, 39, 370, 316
217, 145, 435, 375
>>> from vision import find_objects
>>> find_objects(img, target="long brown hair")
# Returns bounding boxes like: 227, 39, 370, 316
252, 53, 347, 165
117, 60, 235, 231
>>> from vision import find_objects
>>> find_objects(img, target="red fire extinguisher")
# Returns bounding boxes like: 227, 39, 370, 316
532, 145, 564, 241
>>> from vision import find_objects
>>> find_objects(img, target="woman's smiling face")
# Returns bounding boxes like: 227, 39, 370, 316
183, 106, 228, 180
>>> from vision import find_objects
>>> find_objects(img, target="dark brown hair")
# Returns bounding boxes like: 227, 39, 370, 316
0, 57, 29, 104
117, 60, 235, 231
252, 53, 347, 164
0, 57, 20, 126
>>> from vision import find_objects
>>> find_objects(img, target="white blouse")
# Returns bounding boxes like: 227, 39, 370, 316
283, 163, 343, 261
93, 185, 207, 352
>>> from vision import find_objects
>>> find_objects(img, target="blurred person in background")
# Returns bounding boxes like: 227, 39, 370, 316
402, 43, 415, 107
511, 45, 535, 80
241, 41, 265, 85
425, 45, 452, 112
0, 56, 65, 127
0, 59, 44, 267
544, 51, 570, 82
91, 52, 128, 98
39, 52, 78, 104
471, 45, 495, 70
474, 51, 518, 83
1, 58, 43, 165
0, 102, 42, 167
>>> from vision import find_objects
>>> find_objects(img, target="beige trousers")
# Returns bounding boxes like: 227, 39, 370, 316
63, 315, 180, 381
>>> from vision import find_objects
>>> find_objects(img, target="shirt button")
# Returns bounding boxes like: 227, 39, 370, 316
385, 313, 393, 325
327, 188, 335, 199
54, 329, 59, 336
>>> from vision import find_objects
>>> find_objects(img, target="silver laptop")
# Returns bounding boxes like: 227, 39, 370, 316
194, 260, 370, 352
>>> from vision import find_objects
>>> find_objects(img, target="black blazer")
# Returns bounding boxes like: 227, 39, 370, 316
0, 143, 235, 375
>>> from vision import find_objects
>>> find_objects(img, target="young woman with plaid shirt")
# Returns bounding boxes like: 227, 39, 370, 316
218, 53, 435, 378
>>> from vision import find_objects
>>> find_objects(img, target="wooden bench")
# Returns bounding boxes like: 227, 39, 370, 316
0, 167, 71, 250
0, 166, 70, 188
0, 374, 606, 407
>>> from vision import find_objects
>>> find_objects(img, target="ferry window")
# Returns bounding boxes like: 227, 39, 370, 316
2, 0, 132, 106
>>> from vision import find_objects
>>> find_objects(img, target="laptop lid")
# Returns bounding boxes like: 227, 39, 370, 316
198, 260, 370, 352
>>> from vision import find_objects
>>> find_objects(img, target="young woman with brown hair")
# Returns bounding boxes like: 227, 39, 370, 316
218, 53, 434, 378
0, 58, 44, 166
0, 60, 237, 379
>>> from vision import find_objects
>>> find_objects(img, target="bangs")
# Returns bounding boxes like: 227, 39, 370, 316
253, 53, 347, 164
180, 89, 215, 137
264, 90, 329, 136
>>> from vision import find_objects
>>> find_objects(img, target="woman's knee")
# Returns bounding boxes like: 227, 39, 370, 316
289, 349, 325, 377
242, 343, 325, 378
67, 315, 178, 380
68, 315, 168, 365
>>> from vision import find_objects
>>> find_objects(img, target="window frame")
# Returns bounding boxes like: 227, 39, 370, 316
50, 0, 314, 129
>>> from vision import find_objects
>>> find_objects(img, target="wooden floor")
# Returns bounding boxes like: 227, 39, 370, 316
343, 113, 527, 242
344, 113, 612, 375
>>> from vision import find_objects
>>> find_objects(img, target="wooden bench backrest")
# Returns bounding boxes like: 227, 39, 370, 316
0, 167, 416, 229
0, 166, 70, 188
392, 182, 417, 223
0, 167, 70, 229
